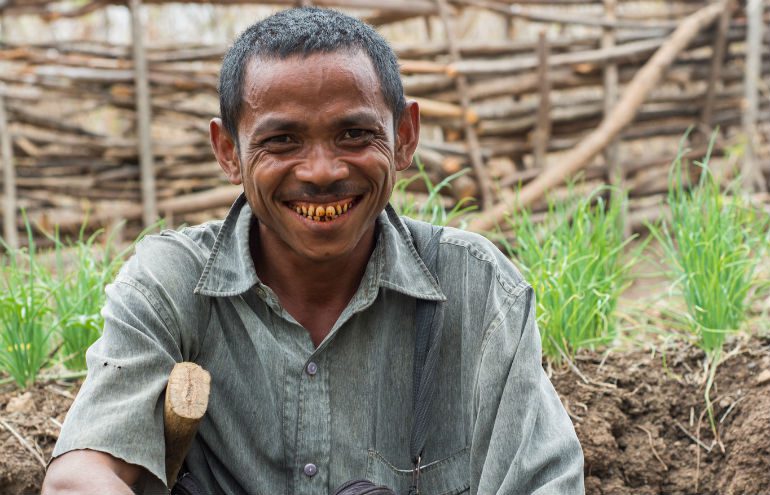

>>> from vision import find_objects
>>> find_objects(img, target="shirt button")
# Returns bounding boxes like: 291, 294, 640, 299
303, 463, 318, 477
306, 362, 318, 376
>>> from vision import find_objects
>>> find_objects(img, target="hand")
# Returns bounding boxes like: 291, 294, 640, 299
42, 449, 143, 495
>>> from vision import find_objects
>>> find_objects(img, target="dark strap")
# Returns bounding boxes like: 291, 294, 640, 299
332, 480, 397, 495
396, 210, 444, 495
169, 472, 205, 495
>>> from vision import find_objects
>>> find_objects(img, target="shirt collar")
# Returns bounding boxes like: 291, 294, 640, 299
194, 194, 258, 297
376, 204, 445, 301
195, 193, 445, 302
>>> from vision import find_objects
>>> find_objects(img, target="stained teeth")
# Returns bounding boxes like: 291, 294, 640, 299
294, 201, 354, 221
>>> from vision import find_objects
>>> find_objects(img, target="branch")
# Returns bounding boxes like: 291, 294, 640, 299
468, 0, 728, 233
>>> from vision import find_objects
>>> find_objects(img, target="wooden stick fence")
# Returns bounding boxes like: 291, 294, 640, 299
0, 0, 768, 242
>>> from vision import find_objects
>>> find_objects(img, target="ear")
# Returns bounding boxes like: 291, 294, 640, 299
210, 118, 242, 185
394, 100, 420, 172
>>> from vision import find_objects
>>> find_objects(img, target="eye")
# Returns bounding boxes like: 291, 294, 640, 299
254, 134, 299, 154
341, 129, 373, 141
262, 135, 294, 145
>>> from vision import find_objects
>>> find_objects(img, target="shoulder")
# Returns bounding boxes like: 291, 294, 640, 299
116, 220, 223, 293
105, 221, 223, 354
399, 214, 529, 306
437, 225, 528, 297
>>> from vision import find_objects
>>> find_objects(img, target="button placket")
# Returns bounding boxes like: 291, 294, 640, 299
295, 352, 329, 492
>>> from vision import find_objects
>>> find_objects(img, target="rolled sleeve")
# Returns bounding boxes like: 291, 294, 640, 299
471, 286, 584, 494
52, 276, 182, 490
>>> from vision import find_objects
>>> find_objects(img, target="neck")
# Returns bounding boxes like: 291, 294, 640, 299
250, 219, 377, 346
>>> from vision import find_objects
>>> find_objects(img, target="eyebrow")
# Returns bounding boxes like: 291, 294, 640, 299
246, 110, 384, 145
332, 111, 382, 129
248, 117, 308, 139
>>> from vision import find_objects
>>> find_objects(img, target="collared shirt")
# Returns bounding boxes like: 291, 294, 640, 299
53, 194, 584, 495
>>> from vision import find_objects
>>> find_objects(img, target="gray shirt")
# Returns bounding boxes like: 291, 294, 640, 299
53, 194, 584, 494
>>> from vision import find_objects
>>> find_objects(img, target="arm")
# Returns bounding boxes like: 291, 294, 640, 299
471, 287, 584, 494
48, 232, 209, 493
48, 275, 180, 489
42, 450, 143, 495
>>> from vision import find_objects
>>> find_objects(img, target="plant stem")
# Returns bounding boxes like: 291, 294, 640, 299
704, 348, 722, 450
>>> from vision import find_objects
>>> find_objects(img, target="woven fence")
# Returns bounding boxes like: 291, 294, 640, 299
0, 0, 768, 246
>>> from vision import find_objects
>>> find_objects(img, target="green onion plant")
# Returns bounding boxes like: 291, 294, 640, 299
649, 135, 769, 353
648, 132, 770, 436
392, 158, 477, 227
0, 217, 144, 388
501, 185, 641, 363
0, 223, 52, 389
45, 226, 127, 371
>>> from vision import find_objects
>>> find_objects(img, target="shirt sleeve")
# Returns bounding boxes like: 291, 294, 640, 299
470, 285, 585, 494
51, 272, 185, 492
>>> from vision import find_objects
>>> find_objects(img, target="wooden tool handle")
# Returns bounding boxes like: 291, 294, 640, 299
164, 362, 211, 487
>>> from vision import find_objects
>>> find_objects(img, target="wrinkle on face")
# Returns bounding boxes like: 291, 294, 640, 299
231, 49, 406, 267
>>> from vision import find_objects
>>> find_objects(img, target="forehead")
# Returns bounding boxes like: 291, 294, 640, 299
242, 49, 388, 117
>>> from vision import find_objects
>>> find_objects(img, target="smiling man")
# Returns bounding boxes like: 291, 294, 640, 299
43, 8, 583, 495
211, 44, 415, 348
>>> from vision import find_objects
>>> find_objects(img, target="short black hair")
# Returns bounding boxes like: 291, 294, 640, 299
219, 7, 406, 151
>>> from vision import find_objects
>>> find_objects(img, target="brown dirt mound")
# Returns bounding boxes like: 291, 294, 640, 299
1, 335, 768, 494
0, 381, 74, 494
553, 334, 770, 495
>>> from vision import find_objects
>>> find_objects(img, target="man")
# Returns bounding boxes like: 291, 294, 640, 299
43, 7, 583, 495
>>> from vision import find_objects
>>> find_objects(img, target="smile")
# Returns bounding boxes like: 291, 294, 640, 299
287, 199, 356, 223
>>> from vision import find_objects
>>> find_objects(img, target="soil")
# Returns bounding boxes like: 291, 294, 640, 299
0, 381, 74, 494
552, 334, 770, 495
1, 335, 769, 495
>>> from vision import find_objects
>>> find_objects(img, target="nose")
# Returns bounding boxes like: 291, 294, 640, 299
294, 143, 349, 187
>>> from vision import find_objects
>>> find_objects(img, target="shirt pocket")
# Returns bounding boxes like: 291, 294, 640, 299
365, 447, 470, 495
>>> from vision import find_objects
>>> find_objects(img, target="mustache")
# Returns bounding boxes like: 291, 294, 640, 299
282, 182, 364, 200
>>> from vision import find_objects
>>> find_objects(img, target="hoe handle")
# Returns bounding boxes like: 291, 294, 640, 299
164, 362, 211, 487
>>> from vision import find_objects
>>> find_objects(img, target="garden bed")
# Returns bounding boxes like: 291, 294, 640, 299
2, 334, 769, 494
553, 333, 770, 495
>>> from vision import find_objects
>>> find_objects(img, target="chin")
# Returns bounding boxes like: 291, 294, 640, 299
297, 244, 354, 263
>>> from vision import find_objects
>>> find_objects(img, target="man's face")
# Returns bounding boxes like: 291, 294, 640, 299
212, 49, 418, 265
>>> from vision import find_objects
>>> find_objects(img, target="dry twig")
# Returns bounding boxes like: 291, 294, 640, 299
45, 384, 75, 400
719, 394, 748, 424
0, 418, 46, 469
553, 342, 590, 385
674, 420, 713, 453
636, 425, 669, 471
548, 337, 616, 390
562, 399, 583, 423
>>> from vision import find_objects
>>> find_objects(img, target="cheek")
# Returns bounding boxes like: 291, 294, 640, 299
245, 158, 283, 189
361, 144, 396, 174
370, 137, 394, 158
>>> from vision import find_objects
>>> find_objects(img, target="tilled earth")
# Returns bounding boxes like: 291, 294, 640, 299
1, 335, 769, 494
551, 334, 770, 495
